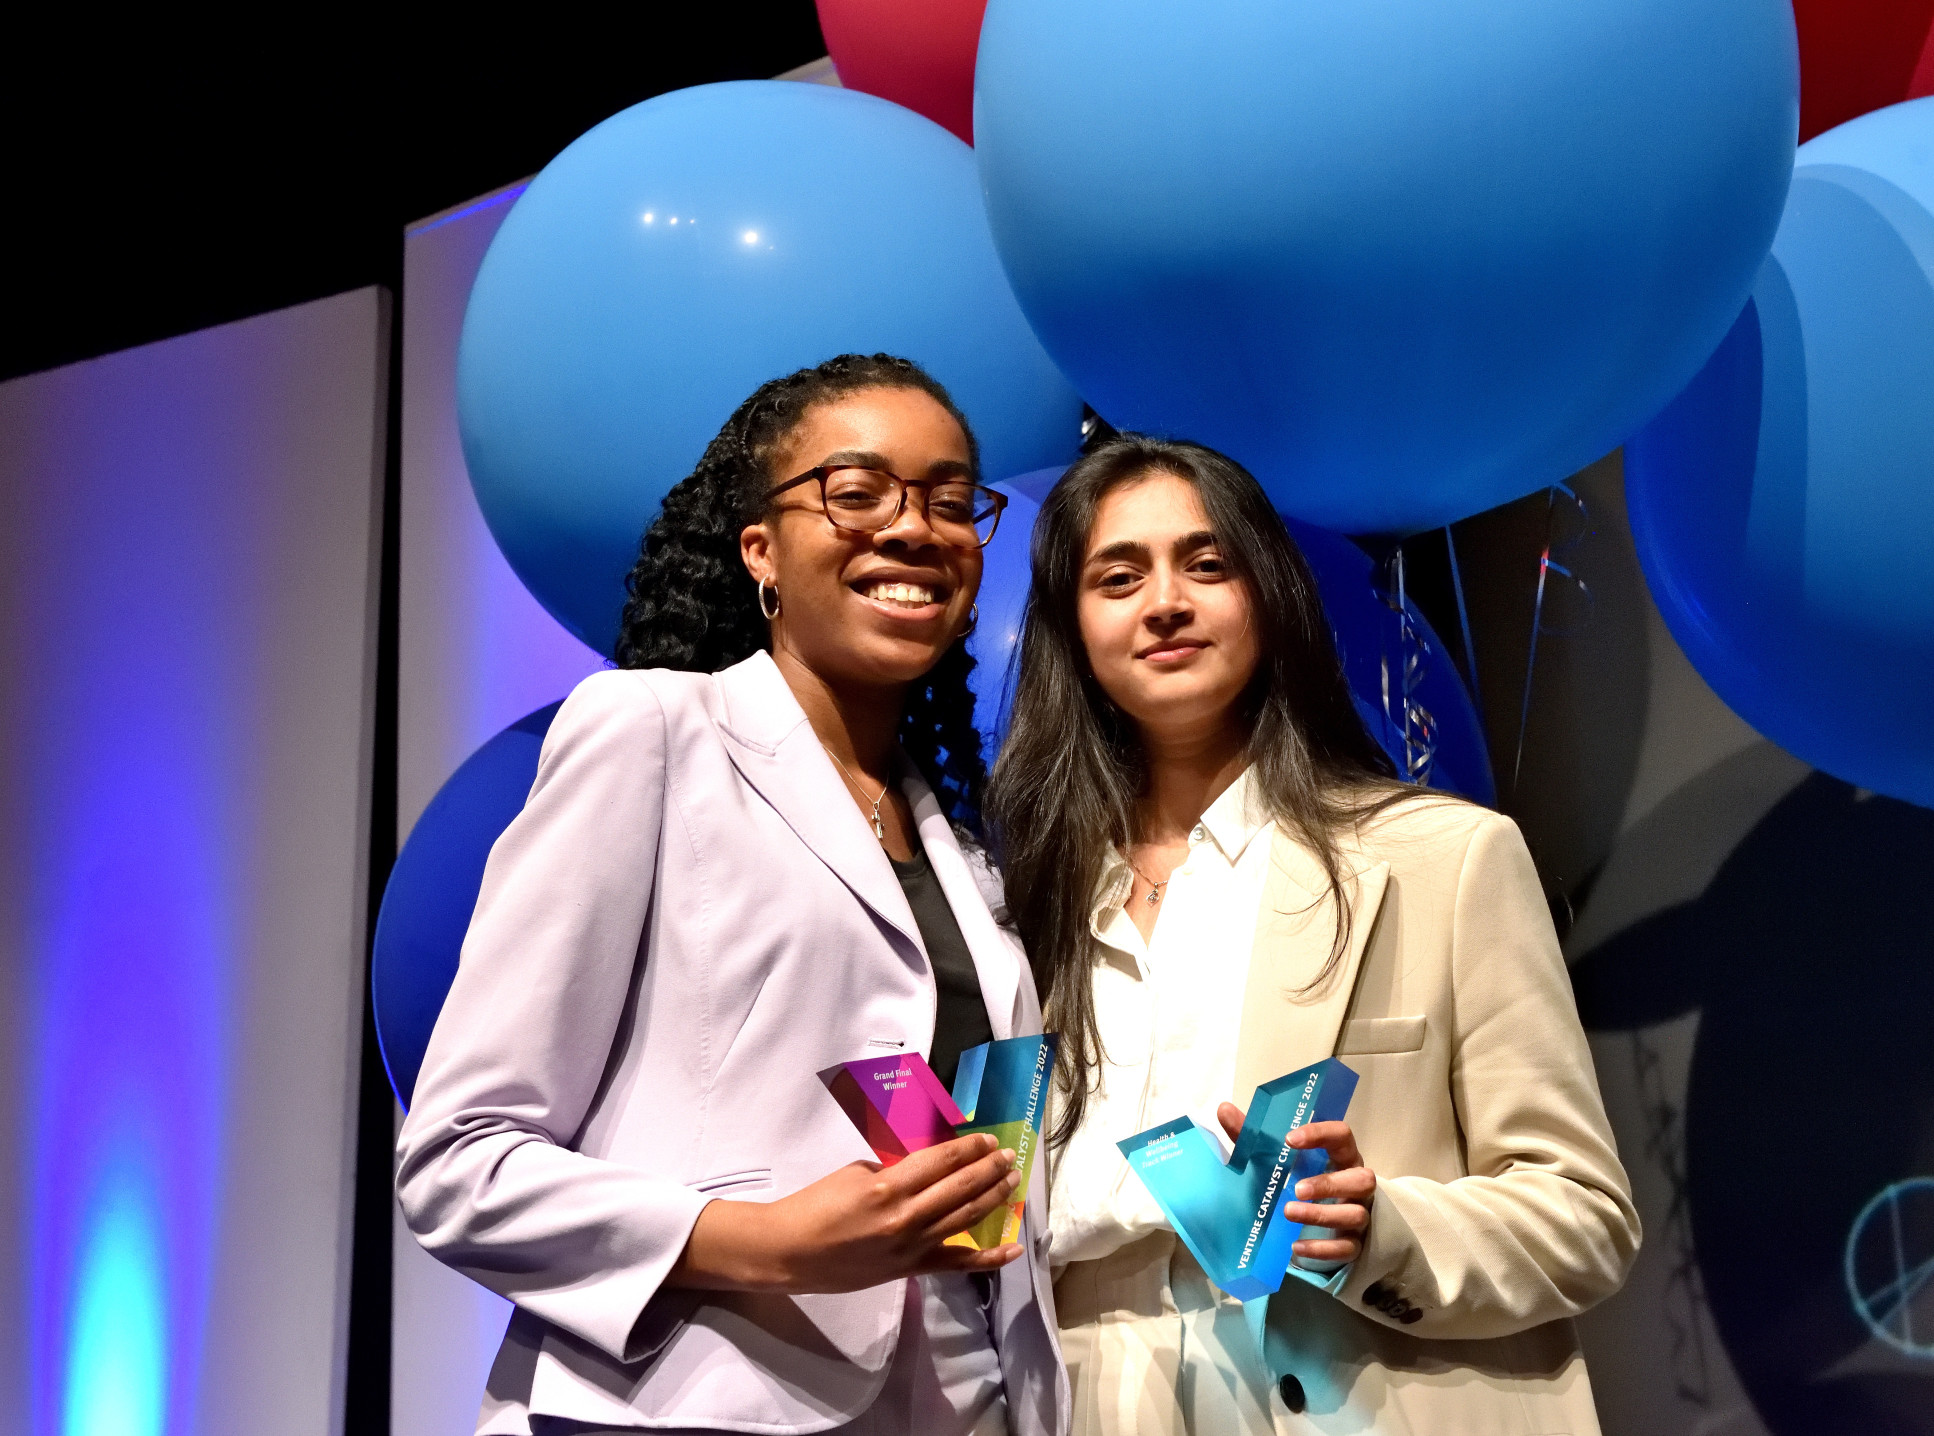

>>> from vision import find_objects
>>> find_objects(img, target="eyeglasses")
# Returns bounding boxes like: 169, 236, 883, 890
769, 466, 1008, 549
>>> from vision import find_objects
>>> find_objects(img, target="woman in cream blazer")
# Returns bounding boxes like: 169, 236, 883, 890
398, 357, 1066, 1434
985, 435, 1639, 1435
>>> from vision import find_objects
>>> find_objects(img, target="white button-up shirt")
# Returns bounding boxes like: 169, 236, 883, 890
1047, 767, 1276, 1268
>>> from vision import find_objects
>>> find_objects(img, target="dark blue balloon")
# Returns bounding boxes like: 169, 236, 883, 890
372, 704, 559, 1108
459, 80, 1080, 658
1627, 99, 1934, 809
1286, 522, 1495, 807
965, 472, 1052, 758
975, 0, 1797, 533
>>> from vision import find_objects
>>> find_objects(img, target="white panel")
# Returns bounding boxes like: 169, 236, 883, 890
391, 184, 598, 1436
0, 288, 387, 1436
396, 183, 604, 841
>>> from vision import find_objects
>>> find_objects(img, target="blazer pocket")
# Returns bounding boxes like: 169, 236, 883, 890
1336, 1015, 1427, 1056
690, 1168, 775, 1197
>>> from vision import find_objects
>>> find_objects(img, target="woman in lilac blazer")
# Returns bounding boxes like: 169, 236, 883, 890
397, 355, 1067, 1435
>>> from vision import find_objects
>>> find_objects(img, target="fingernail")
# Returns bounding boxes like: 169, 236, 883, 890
1295, 1180, 1313, 1200
1001, 1148, 1017, 1166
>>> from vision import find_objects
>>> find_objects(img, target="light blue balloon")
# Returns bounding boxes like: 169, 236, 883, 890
975, 0, 1798, 533
1626, 98, 1934, 808
459, 81, 1081, 657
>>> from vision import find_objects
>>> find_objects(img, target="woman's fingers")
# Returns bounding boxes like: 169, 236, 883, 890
1288, 1120, 1363, 1169
919, 1165, 1024, 1244
739, 1135, 1032, 1294
1280, 1199, 1370, 1234
912, 1240, 1025, 1275
896, 1144, 1018, 1232
879, 1133, 1001, 1196
1294, 1165, 1376, 1205
1291, 1236, 1362, 1263
1217, 1101, 1244, 1143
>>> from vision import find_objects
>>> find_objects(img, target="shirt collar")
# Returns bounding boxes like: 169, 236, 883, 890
1085, 766, 1272, 939
1199, 765, 1271, 864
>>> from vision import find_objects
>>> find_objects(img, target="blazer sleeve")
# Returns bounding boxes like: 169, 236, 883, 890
1338, 812, 1642, 1339
394, 671, 711, 1364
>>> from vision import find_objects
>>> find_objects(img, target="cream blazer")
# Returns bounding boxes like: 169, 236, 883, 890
1053, 796, 1640, 1436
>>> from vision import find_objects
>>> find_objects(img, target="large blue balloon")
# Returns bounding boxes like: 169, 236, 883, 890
1626, 98, 1934, 809
965, 469, 1493, 803
975, 0, 1798, 533
459, 81, 1081, 657
372, 704, 558, 1107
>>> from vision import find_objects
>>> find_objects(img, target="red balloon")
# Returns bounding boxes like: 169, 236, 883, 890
1793, 0, 1934, 140
816, 0, 988, 144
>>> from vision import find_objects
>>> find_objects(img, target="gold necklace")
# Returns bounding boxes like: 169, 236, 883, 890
826, 747, 890, 843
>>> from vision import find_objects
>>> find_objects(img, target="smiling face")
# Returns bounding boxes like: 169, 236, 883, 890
739, 385, 983, 694
1076, 470, 1261, 742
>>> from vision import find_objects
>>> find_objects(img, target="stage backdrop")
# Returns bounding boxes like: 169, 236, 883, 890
0, 290, 388, 1436
389, 185, 602, 1436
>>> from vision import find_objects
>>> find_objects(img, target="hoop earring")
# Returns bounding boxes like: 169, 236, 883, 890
758, 577, 781, 619
961, 604, 979, 637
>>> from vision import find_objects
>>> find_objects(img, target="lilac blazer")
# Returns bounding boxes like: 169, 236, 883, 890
396, 652, 1068, 1435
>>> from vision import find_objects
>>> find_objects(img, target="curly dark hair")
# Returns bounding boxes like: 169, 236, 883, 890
615, 353, 990, 829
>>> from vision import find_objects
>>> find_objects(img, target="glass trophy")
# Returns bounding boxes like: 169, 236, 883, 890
820, 1033, 1058, 1249
1118, 1057, 1359, 1299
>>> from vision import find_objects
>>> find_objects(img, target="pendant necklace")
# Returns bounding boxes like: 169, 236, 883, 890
826, 747, 890, 843
1124, 852, 1170, 906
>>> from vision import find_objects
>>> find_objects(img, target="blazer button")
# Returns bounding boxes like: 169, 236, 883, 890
1277, 1374, 1307, 1413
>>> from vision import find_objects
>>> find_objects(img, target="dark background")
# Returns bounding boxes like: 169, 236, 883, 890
3, 8, 829, 384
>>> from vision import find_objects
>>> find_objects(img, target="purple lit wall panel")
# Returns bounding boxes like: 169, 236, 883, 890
397, 183, 603, 839
0, 289, 388, 1436
392, 186, 600, 1436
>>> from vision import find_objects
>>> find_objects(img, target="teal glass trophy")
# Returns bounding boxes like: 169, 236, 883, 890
1118, 1057, 1359, 1300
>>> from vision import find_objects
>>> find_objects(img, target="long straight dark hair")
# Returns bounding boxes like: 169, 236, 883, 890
984, 435, 1421, 1147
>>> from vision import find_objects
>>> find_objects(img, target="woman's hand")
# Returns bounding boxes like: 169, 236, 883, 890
1218, 1103, 1376, 1265
669, 1133, 1024, 1294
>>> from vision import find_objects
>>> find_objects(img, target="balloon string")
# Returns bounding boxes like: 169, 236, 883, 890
1377, 543, 1439, 787
1443, 525, 1482, 720
1511, 483, 1591, 796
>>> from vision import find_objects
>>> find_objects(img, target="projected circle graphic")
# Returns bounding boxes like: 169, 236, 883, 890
1845, 1178, 1934, 1358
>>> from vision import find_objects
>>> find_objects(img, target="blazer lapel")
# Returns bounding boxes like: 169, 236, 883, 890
906, 772, 1021, 1040
711, 654, 921, 955
1231, 828, 1390, 1105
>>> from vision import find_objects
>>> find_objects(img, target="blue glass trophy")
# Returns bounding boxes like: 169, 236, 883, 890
1118, 1057, 1359, 1300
